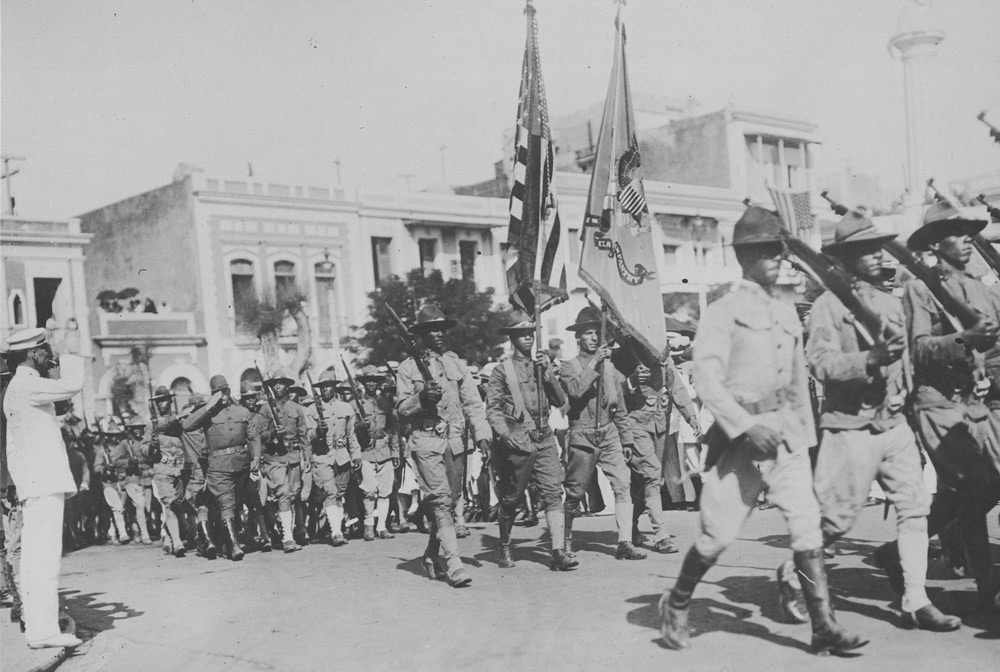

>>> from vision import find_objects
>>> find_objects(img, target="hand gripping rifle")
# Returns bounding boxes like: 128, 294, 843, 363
305, 371, 331, 456
819, 191, 986, 345
977, 194, 1000, 224
340, 356, 372, 449
256, 366, 289, 456
385, 302, 434, 385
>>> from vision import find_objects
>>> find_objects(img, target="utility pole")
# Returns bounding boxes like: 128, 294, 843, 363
1, 155, 26, 215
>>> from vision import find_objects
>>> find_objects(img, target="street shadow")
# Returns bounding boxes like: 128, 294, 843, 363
572, 530, 620, 557
471, 532, 553, 570
60, 589, 143, 640
624, 592, 814, 654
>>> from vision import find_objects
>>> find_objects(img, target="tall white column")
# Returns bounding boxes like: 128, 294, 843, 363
890, 2, 945, 210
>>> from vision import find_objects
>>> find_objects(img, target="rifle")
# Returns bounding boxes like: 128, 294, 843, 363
305, 371, 330, 456
817, 190, 985, 347
977, 194, 1000, 223
384, 302, 434, 385
339, 357, 372, 449
977, 111, 1000, 145
86, 414, 115, 481
256, 366, 289, 456
926, 179, 1000, 282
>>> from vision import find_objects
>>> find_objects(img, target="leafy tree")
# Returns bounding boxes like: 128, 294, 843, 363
350, 269, 510, 366
236, 283, 312, 377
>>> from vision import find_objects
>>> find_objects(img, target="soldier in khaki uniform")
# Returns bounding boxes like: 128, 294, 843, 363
261, 371, 311, 547
658, 206, 866, 655
486, 311, 577, 571
116, 418, 154, 544
772, 213, 960, 631
179, 393, 217, 559
183, 374, 262, 561
396, 305, 491, 588
560, 307, 645, 561
890, 202, 1000, 612
355, 366, 400, 541
142, 386, 189, 558
312, 370, 362, 546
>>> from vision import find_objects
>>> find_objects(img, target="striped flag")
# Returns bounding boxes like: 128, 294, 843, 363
505, 2, 568, 315
768, 185, 814, 237
578, 11, 668, 361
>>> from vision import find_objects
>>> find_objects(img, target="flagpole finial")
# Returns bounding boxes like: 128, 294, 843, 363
524, 0, 535, 16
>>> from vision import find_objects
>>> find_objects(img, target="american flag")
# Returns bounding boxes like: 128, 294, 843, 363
505, 2, 568, 315
768, 185, 813, 237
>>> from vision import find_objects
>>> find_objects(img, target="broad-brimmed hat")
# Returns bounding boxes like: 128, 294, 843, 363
288, 385, 307, 398
187, 393, 206, 409
411, 305, 457, 334
731, 206, 785, 247
209, 374, 230, 393
240, 380, 261, 396
822, 211, 897, 255
5, 327, 49, 352
566, 307, 602, 333
499, 310, 536, 336
907, 201, 987, 252
355, 365, 384, 382
313, 370, 339, 388
150, 385, 174, 403
126, 416, 146, 429
263, 369, 294, 387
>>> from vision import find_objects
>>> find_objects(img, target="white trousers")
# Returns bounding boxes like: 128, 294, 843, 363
21, 493, 65, 642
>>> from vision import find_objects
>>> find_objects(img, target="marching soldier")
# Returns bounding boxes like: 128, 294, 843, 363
621, 356, 693, 554
775, 212, 959, 630
311, 370, 361, 546
183, 374, 262, 561
395, 305, 492, 588
485, 311, 577, 571
115, 418, 154, 544
356, 365, 400, 541
179, 393, 217, 559
560, 306, 646, 561
142, 386, 188, 558
261, 371, 311, 547
658, 206, 866, 655
882, 202, 1000, 612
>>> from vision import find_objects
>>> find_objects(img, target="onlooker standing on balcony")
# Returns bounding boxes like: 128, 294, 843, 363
2, 327, 83, 649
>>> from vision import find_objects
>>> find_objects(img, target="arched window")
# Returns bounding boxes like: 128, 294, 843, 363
170, 377, 193, 410
230, 259, 256, 333
314, 261, 337, 343
11, 292, 25, 326
274, 260, 296, 300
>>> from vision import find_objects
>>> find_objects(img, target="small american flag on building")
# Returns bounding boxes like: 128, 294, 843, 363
768, 185, 813, 237
505, 2, 568, 314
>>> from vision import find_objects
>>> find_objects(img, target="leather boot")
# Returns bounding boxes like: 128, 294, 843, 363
564, 509, 576, 559
198, 521, 218, 560
224, 518, 245, 561
497, 514, 515, 569
550, 549, 579, 572
794, 549, 868, 655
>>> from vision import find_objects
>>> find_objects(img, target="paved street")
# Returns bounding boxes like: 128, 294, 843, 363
44, 506, 1000, 672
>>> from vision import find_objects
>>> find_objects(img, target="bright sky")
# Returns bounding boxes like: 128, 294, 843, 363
2, 0, 998, 220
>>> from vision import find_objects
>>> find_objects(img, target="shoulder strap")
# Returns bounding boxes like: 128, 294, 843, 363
502, 358, 530, 422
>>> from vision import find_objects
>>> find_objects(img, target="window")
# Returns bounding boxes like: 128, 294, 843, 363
32, 278, 62, 328
663, 245, 678, 266
315, 261, 337, 342
371, 237, 393, 286
274, 260, 296, 300
230, 259, 257, 333
418, 238, 437, 276
10, 291, 25, 327
459, 240, 477, 281
746, 136, 807, 190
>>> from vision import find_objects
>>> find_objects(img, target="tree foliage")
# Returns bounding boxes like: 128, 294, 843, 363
234, 283, 312, 376
350, 269, 510, 366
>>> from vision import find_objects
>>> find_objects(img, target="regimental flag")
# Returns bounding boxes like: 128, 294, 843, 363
505, 2, 568, 315
768, 185, 814, 237
578, 11, 668, 360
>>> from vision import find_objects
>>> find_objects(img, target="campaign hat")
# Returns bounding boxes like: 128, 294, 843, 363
263, 369, 295, 388
566, 307, 602, 333
907, 201, 987, 252
499, 310, 536, 336
731, 206, 785, 247
822, 211, 897, 255
209, 374, 230, 393
410, 305, 457, 334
